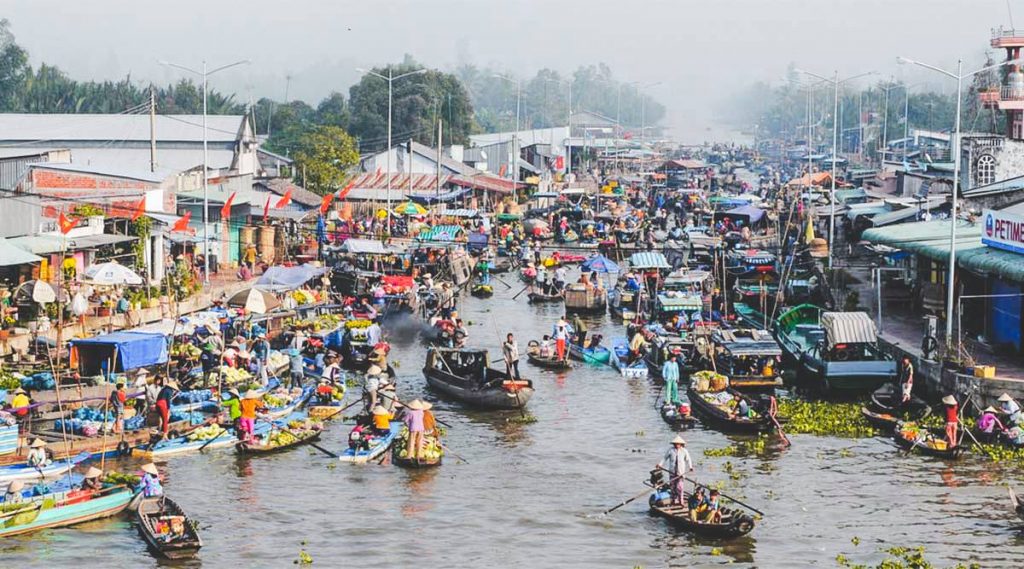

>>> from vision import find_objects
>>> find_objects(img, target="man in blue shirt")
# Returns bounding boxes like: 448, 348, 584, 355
662, 353, 681, 405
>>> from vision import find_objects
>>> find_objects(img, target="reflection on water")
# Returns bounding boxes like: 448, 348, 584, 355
3, 286, 1024, 567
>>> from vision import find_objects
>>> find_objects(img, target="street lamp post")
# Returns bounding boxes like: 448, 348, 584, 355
796, 69, 874, 270
356, 67, 428, 226
160, 58, 250, 284
494, 74, 521, 182
634, 82, 661, 174
897, 55, 1022, 349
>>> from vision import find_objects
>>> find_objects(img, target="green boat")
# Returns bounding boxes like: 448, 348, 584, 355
0, 484, 135, 537
774, 304, 895, 394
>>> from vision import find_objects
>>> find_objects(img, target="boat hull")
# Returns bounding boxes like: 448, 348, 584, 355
568, 343, 611, 365
0, 486, 134, 537
339, 422, 402, 464
687, 388, 773, 434
135, 496, 203, 559
424, 370, 534, 409
649, 499, 754, 538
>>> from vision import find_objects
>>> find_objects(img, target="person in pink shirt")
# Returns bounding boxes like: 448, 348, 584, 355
404, 399, 426, 460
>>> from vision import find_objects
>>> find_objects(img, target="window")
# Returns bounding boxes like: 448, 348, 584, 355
976, 153, 997, 186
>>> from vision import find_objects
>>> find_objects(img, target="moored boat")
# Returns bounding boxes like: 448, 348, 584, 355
0, 483, 135, 537
0, 452, 90, 487
525, 341, 573, 371
567, 339, 611, 365
659, 400, 697, 429
610, 337, 648, 379
893, 421, 966, 459
423, 347, 534, 410
392, 429, 443, 468
1009, 488, 1024, 522
527, 290, 564, 304
339, 421, 402, 464
135, 496, 203, 559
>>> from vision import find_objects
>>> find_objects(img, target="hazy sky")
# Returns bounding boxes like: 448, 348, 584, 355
0, 0, 1017, 141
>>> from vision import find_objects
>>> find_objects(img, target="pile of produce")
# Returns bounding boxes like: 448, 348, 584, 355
218, 366, 252, 385
170, 343, 202, 359
393, 427, 443, 460
0, 370, 22, 390
287, 313, 342, 332
690, 370, 729, 392
262, 428, 318, 447
263, 391, 294, 408
54, 418, 105, 437
174, 389, 213, 404
344, 319, 372, 329
101, 471, 141, 486
186, 425, 226, 442
291, 289, 318, 305
267, 351, 289, 370
777, 398, 876, 438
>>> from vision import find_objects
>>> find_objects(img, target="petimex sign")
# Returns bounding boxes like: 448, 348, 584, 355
982, 208, 1024, 254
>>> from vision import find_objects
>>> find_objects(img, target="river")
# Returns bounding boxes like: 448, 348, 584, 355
3, 282, 1024, 568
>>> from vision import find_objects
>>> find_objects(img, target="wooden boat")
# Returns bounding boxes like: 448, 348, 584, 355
1009, 488, 1024, 522
135, 422, 274, 459
775, 304, 895, 394
525, 341, 573, 371
568, 341, 611, 365
687, 386, 774, 434
527, 290, 564, 304
339, 421, 402, 464
0, 452, 90, 486
610, 337, 648, 379
659, 402, 697, 429
392, 432, 443, 468
263, 387, 313, 420
236, 429, 322, 455
423, 347, 534, 410
893, 421, 966, 459
608, 286, 639, 322
648, 489, 755, 538
861, 384, 932, 430
564, 284, 607, 315
135, 496, 203, 559
471, 284, 494, 298
0, 484, 134, 537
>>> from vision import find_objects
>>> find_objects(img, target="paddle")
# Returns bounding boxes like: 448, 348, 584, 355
439, 443, 468, 464
377, 391, 453, 428
601, 474, 681, 516
198, 426, 229, 451
511, 285, 531, 301
767, 396, 791, 448
493, 276, 512, 290
275, 428, 339, 459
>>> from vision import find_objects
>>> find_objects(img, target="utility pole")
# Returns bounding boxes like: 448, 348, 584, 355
149, 87, 157, 173
436, 120, 443, 203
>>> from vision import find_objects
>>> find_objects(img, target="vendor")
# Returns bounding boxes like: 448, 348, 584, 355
26, 438, 50, 467
82, 467, 104, 491
138, 463, 163, 497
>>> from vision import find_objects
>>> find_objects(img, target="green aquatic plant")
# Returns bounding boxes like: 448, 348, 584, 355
777, 399, 877, 437
702, 438, 768, 457
836, 546, 979, 569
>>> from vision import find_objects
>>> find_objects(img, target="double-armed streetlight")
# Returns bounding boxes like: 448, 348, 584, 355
795, 68, 875, 270
356, 67, 428, 225
160, 58, 251, 283
896, 55, 1022, 347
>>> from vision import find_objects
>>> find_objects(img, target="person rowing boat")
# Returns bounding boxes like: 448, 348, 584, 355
655, 435, 693, 506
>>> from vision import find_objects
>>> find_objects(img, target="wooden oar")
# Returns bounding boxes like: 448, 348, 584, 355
768, 396, 791, 448
276, 428, 339, 459
511, 285, 531, 300
602, 471, 685, 516
198, 426, 229, 451
439, 442, 469, 464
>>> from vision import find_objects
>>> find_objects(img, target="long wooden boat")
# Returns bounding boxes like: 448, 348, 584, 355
527, 290, 564, 304
0, 484, 134, 537
610, 337, 648, 379
264, 387, 313, 420
423, 348, 534, 410
861, 384, 932, 430
1009, 488, 1024, 522
339, 422, 402, 464
686, 387, 774, 434
0, 452, 90, 486
775, 304, 895, 394
392, 432, 443, 469
525, 342, 573, 371
893, 421, 966, 459
659, 402, 697, 429
135, 422, 274, 459
648, 490, 755, 538
235, 429, 322, 455
135, 496, 203, 559
568, 342, 611, 366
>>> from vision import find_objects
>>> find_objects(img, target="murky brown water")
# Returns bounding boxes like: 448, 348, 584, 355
3, 281, 1024, 568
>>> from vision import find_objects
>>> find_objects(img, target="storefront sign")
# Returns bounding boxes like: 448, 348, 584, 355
982, 208, 1024, 254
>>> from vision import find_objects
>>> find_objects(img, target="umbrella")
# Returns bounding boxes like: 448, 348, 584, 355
581, 254, 621, 274
83, 261, 143, 286
226, 288, 281, 314
393, 201, 428, 216
30, 280, 56, 304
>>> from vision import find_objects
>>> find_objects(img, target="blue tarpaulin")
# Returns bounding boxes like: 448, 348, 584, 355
70, 331, 169, 375
255, 264, 329, 292
714, 205, 765, 225
581, 254, 621, 274
407, 188, 471, 205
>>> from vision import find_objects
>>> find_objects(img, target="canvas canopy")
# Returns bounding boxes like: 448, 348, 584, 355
629, 252, 671, 270
255, 264, 328, 292
581, 254, 620, 274
820, 312, 878, 347
714, 205, 765, 225
339, 238, 390, 255
70, 331, 168, 375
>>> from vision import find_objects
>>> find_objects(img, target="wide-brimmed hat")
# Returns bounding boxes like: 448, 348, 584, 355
999, 393, 1013, 402
244, 390, 260, 400
421, 401, 433, 411
8, 480, 24, 492
140, 463, 159, 476
13, 387, 25, 395
228, 388, 240, 398
371, 406, 389, 416
367, 365, 383, 376
30, 438, 46, 448
984, 406, 999, 414
84, 466, 102, 479
166, 381, 180, 391
671, 435, 686, 446
407, 400, 424, 410
135, 369, 150, 377
942, 395, 957, 405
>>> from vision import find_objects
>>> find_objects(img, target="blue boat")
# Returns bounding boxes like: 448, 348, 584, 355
0, 452, 90, 487
609, 337, 648, 379
567, 342, 611, 366
135, 422, 273, 459
0, 484, 136, 537
339, 421, 402, 464
0, 474, 83, 504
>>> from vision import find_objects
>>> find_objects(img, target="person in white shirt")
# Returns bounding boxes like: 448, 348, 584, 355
656, 435, 694, 505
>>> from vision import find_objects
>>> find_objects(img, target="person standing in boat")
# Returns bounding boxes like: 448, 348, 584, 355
503, 333, 521, 381
553, 317, 570, 362
239, 391, 266, 443
942, 395, 959, 448
109, 381, 127, 434
998, 393, 1023, 426
572, 314, 588, 347
662, 354, 681, 406
138, 463, 163, 497
221, 388, 242, 432
252, 332, 271, 386
155, 381, 179, 437
656, 435, 694, 505
898, 356, 914, 407
404, 400, 426, 461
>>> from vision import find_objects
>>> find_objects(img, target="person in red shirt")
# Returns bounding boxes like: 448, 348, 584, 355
942, 395, 959, 447
108, 382, 127, 434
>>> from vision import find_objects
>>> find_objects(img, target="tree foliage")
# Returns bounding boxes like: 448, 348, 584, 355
292, 125, 359, 195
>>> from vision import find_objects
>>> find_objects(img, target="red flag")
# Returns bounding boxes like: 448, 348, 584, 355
498, 164, 507, 177
375, 166, 382, 176
337, 180, 356, 200
319, 192, 334, 215
263, 195, 271, 223
220, 192, 237, 221
58, 211, 79, 234
171, 211, 192, 233
275, 188, 293, 209
130, 198, 146, 221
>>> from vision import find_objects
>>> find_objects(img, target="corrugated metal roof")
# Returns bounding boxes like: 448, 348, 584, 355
0, 238, 43, 266
821, 312, 877, 346
9, 233, 136, 254
0, 114, 244, 143
958, 245, 1024, 283
629, 252, 670, 269
28, 161, 166, 183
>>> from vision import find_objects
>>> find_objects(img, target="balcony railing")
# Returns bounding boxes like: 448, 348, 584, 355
991, 27, 1024, 46
976, 86, 1024, 103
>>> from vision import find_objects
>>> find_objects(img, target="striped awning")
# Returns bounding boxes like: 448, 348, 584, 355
439, 209, 480, 218
821, 312, 877, 347
417, 225, 465, 242
629, 252, 670, 269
